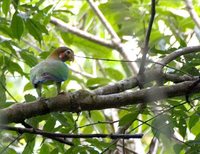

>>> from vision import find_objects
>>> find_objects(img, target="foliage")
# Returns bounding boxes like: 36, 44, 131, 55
0, 0, 200, 153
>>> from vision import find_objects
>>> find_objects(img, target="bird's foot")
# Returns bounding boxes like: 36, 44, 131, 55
37, 97, 47, 102
58, 91, 66, 95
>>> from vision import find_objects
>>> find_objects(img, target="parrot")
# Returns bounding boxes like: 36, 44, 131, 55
30, 46, 74, 98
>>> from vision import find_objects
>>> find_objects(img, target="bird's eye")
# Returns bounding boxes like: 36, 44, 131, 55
66, 50, 71, 54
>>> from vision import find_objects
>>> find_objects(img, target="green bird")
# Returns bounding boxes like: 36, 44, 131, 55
30, 46, 74, 97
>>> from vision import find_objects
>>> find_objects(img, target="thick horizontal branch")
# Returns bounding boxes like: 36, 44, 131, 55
0, 79, 198, 124
93, 69, 161, 95
0, 125, 143, 139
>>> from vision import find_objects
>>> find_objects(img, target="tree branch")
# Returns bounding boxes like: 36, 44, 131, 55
50, 17, 115, 49
139, 0, 156, 75
51, 16, 138, 74
87, 0, 121, 43
21, 121, 73, 145
1, 46, 200, 124
94, 69, 162, 95
0, 125, 143, 139
68, 66, 95, 78
185, 0, 200, 29
156, 45, 200, 72
0, 80, 199, 124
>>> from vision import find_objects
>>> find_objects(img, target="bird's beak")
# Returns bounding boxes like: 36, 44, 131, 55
70, 55, 74, 62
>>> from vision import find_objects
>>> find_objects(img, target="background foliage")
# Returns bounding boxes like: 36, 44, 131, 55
0, 0, 200, 153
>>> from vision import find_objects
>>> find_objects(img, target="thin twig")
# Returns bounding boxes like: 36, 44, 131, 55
0, 81, 18, 103
51, 17, 137, 74
0, 125, 143, 139
185, 0, 200, 29
74, 54, 191, 76
21, 121, 73, 145
22, 39, 42, 52
74, 120, 119, 131
116, 144, 138, 154
128, 101, 187, 133
139, 0, 156, 75
102, 104, 144, 153
0, 134, 22, 154
87, 0, 120, 43
147, 137, 159, 154
50, 17, 115, 49
68, 66, 95, 78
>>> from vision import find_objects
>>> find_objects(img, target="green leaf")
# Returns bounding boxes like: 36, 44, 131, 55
39, 51, 49, 59
61, 32, 112, 58
35, 0, 45, 7
119, 112, 138, 126
39, 144, 50, 154
173, 144, 183, 154
121, 60, 132, 77
52, 113, 70, 127
86, 139, 110, 150
0, 101, 15, 109
43, 117, 56, 131
0, 23, 13, 37
42, 5, 53, 14
26, 18, 41, 43
25, 18, 48, 43
20, 50, 38, 67
50, 148, 59, 154
11, 12, 24, 40
22, 139, 35, 154
86, 78, 111, 89
178, 117, 187, 138
105, 68, 123, 80
2, 0, 11, 16
24, 94, 36, 102
67, 145, 98, 154
90, 111, 105, 122
0, 40, 18, 56
185, 140, 200, 153
63, 112, 75, 126
1, 55, 23, 75
190, 117, 200, 135
24, 82, 34, 91
3, 148, 17, 154
152, 114, 174, 138
0, 72, 6, 104
189, 114, 199, 130
12, 0, 20, 10
7, 60, 24, 75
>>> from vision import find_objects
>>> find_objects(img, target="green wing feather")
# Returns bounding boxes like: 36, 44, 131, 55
30, 59, 68, 85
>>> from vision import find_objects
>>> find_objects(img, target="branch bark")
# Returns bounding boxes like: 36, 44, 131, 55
185, 0, 200, 29
0, 125, 143, 139
87, 0, 121, 43
50, 17, 115, 49
156, 45, 200, 72
0, 80, 198, 124
139, 0, 156, 75
1, 46, 200, 124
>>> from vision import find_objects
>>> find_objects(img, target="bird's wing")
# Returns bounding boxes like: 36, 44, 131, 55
30, 60, 68, 85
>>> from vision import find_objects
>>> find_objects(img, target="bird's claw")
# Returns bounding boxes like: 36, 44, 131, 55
58, 91, 66, 95
37, 97, 47, 102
